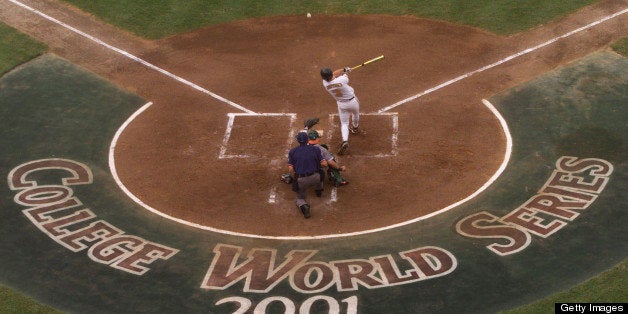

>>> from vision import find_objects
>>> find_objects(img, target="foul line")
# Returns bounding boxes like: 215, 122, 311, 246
37, 0, 611, 239
8, 0, 257, 115
378, 8, 628, 113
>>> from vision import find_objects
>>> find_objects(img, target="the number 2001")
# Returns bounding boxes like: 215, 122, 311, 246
216, 295, 358, 314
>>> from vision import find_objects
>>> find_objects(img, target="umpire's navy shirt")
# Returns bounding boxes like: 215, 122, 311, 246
288, 143, 323, 175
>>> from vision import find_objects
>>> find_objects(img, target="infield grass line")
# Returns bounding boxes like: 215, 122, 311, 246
8, 0, 257, 115
377, 7, 628, 113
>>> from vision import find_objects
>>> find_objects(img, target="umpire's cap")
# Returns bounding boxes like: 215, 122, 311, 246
320, 67, 333, 81
296, 132, 309, 143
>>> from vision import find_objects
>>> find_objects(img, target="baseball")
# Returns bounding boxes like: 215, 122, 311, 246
306, 13, 311, 18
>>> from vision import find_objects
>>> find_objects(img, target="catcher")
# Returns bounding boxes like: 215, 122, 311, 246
308, 130, 349, 187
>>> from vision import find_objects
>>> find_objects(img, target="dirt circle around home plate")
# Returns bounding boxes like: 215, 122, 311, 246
111, 14, 510, 238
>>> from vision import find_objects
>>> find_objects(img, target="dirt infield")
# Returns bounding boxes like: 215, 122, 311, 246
2, 0, 626, 237
0, 0, 626, 312
112, 14, 513, 237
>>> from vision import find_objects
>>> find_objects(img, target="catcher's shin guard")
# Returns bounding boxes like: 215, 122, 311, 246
328, 168, 348, 187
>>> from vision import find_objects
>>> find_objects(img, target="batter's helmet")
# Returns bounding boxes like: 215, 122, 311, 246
320, 67, 333, 81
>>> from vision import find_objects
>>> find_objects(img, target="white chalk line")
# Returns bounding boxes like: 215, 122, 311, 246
327, 112, 399, 157
40, 0, 610, 239
266, 98, 511, 239
330, 187, 338, 203
109, 102, 275, 238
8, 0, 257, 115
268, 187, 277, 204
220, 113, 297, 159
110, 99, 511, 240
377, 8, 628, 113
268, 183, 338, 204
10, 0, 624, 117
277, 98, 511, 240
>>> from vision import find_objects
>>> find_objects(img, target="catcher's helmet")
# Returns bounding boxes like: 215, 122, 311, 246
308, 130, 320, 140
320, 67, 333, 81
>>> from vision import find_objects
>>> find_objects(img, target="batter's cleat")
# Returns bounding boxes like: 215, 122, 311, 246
299, 204, 311, 218
350, 126, 360, 134
304, 117, 319, 129
315, 189, 323, 197
338, 141, 349, 155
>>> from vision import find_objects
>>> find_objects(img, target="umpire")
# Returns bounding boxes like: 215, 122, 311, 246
288, 132, 328, 218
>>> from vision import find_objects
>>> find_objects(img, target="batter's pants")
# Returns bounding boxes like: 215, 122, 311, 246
337, 97, 360, 142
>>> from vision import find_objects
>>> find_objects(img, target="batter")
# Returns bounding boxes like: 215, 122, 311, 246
320, 67, 361, 155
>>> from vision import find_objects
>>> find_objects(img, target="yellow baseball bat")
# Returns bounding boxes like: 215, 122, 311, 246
351, 55, 384, 70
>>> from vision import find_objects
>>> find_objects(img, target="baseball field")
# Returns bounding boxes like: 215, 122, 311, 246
1, 0, 626, 313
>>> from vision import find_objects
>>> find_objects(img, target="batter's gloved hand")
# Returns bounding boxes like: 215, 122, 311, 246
344, 67, 352, 73
304, 117, 319, 129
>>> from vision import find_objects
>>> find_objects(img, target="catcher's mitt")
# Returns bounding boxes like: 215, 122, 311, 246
304, 117, 319, 129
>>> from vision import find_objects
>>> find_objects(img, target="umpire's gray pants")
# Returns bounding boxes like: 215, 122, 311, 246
295, 173, 322, 207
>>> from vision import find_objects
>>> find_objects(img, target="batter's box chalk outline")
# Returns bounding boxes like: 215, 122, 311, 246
267, 182, 340, 204
327, 112, 399, 157
107, 100, 512, 239
219, 113, 297, 159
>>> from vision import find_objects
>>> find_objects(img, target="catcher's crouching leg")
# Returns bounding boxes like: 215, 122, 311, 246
328, 168, 348, 187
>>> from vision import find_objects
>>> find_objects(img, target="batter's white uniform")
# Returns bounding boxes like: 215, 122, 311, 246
322, 73, 360, 142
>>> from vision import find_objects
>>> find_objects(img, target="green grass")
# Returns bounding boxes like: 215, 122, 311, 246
611, 37, 628, 56
0, 22, 50, 314
60, 0, 596, 39
0, 284, 62, 314
503, 260, 627, 313
1, 260, 624, 313
0, 22, 47, 75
